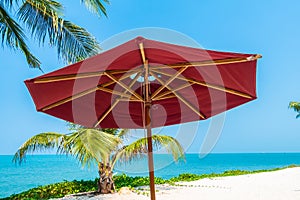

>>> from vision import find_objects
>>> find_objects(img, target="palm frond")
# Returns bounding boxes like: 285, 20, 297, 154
56, 20, 100, 62
81, 0, 109, 17
18, 0, 100, 63
66, 129, 120, 167
66, 122, 85, 132
2, 0, 11, 7
93, 128, 116, 135
0, 4, 41, 68
289, 101, 300, 118
2, 0, 18, 8
152, 135, 185, 161
289, 101, 300, 112
111, 139, 147, 167
117, 129, 129, 138
112, 134, 185, 167
13, 132, 65, 164
17, 0, 63, 44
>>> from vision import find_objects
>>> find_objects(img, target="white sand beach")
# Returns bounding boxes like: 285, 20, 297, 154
61, 167, 300, 200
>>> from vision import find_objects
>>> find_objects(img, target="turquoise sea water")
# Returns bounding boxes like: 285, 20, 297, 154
1, 153, 300, 198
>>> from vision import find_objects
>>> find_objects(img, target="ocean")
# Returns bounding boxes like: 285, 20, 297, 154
1, 153, 300, 198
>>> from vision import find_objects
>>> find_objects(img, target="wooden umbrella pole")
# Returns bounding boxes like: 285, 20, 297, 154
145, 102, 155, 200
139, 42, 156, 200
144, 58, 156, 200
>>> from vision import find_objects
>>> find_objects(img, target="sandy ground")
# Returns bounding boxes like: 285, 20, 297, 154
60, 167, 300, 200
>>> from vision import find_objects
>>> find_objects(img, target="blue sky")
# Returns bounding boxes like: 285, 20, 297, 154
1, 0, 300, 154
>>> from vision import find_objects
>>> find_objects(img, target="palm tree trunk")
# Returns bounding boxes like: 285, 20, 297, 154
98, 162, 115, 194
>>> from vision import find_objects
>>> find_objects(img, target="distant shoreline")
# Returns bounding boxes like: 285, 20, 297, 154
3, 165, 299, 199
2, 153, 300, 198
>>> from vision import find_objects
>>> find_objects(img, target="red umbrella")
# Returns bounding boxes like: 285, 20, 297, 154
25, 37, 261, 200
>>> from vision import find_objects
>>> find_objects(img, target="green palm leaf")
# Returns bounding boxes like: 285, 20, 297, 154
66, 129, 120, 167
17, 0, 100, 63
81, 0, 109, 17
13, 129, 120, 168
56, 20, 100, 62
13, 132, 65, 164
289, 101, 300, 118
112, 134, 185, 167
116, 129, 129, 138
0, 3, 41, 68
2, 0, 109, 69
17, 0, 63, 44
2, 0, 14, 7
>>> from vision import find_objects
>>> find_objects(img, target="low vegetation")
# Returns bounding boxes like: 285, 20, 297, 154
2, 165, 298, 200
2, 179, 98, 200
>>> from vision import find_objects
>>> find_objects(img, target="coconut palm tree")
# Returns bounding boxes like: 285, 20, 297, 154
13, 125, 185, 194
289, 101, 300, 118
0, 0, 109, 70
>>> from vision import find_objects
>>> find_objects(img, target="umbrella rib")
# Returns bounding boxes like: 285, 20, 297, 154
41, 85, 140, 112
33, 69, 139, 84
40, 69, 142, 112
93, 72, 143, 127
97, 86, 141, 101
150, 54, 262, 70
101, 68, 142, 87
114, 71, 143, 102
94, 100, 120, 127
153, 82, 195, 101
104, 72, 143, 101
139, 43, 146, 64
153, 93, 177, 101
151, 66, 188, 99
41, 86, 99, 111
118, 98, 145, 102
98, 70, 143, 101
150, 72, 206, 119
151, 68, 253, 99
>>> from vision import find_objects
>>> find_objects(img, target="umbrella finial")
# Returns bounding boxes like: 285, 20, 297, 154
135, 36, 145, 44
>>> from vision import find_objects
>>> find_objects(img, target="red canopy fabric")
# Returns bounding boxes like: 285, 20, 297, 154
25, 37, 258, 129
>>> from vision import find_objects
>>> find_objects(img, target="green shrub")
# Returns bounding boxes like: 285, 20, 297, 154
113, 174, 167, 189
2, 179, 98, 200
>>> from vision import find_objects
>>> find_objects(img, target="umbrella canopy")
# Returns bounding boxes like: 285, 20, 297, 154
25, 37, 261, 200
26, 37, 259, 129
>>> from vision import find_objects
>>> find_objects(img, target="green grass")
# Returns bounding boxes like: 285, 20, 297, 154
2, 165, 298, 200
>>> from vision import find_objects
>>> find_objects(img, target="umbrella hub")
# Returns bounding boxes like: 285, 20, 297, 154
130, 72, 156, 83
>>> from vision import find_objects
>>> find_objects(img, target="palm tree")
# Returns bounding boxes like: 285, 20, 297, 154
13, 125, 185, 194
0, 0, 109, 70
289, 101, 300, 118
